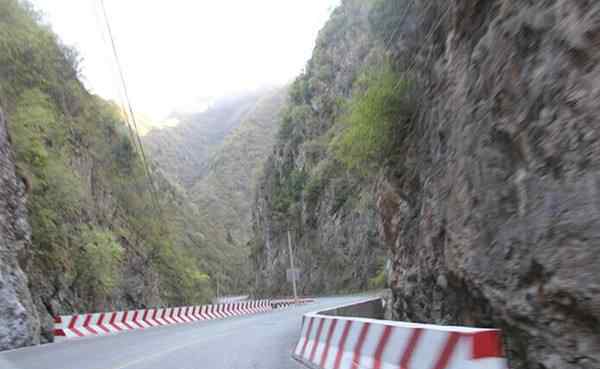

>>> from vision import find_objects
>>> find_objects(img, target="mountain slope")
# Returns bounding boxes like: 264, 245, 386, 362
251, 0, 386, 297
143, 87, 287, 294
190, 88, 287, 246
0, 0, 216, 346
143, 91, 271, 188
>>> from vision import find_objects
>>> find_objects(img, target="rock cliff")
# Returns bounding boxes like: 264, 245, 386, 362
251, 0, 386, 296
0, 108, 40, 350
253, 0, 600, 368
379, 1, 600, 368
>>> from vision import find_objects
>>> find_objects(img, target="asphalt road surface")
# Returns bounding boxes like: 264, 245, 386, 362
0, 296, 366, 369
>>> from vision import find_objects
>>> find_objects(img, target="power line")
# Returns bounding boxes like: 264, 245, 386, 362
98, 0, 162, 213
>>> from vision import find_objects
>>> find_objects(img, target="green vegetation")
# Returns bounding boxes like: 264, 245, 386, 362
334, 62, 414, 172
1, 0, 216, 312
74, 227, 123, 299
271, 168, 308, 214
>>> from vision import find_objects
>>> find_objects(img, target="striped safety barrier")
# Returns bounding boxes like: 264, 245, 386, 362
53, 300, 271, 340
271, 298, 315, 309
293, 298, 508, 369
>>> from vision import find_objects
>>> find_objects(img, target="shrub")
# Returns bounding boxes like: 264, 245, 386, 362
368, 266, 387, 290
76, 227, 123, 297
271, 168, 307, 214
333, 62, 415, 172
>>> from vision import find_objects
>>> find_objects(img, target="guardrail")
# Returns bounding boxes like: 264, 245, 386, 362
272, 298, 315, 309
53, 298, 316, 340
53, 300, 272, 340
293, 297, 508, 369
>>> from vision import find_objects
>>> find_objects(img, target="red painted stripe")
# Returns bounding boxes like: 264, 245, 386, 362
68, 316, 85, 337
152, 309, 161, 326
97, 313, 111, 334
109, 312, 122, 331
82, 314, 99, 335
170, 308, 177, 323
188, 306, 195, 320
53, 316, 62, 324
472, 331, 504, 359
121, 311, 135, 330
373, 326, 393, 369
309, 318, 326, 363
190, 306, 199, 320
299, 317, 315, 358
319, 319, 338, 367
161, 309, 170, 324
350, 323, 371, 369
205, 306, 212, 319
142, 309, 153, 327
192, 306, 199, 320
52, 329, 66, 337
131, 311, 145, 329
333, 320, 353, 369
399, 328, 423, 369
432, 332, 461, 369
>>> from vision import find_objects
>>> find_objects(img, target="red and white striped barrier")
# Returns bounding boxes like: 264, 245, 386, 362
53, 300, 272, 340
293, 298, 507, 369
272, 298, 315, 309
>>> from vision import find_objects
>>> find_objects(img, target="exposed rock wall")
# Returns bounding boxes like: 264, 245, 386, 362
252, 0, 385, 297
254, 0, 600, 367
378, 1, 600, 368
0, 108, 40, 350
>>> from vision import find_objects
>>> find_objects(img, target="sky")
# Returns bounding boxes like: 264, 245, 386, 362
30, 0, 340, 120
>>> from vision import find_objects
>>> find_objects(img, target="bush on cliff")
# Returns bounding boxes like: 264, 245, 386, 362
334, 62, 415, 173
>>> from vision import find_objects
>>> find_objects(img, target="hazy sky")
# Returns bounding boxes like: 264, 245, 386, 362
31, 0, 340, 119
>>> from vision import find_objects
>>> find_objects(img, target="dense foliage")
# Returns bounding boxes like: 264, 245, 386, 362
334, 62, 414, 172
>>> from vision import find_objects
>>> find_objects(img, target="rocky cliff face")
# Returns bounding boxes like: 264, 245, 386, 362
379, 1, 600, 368
252, 0, 385, 296
254, 0, 600, 368
0, 108, 40, 350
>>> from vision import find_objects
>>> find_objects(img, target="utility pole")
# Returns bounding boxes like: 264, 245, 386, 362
216, 272, 220, 301
287, 228, 298, 304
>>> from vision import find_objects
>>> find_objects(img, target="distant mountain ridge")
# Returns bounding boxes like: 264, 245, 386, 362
142, 87, 288, 287
143, 90, 278, 188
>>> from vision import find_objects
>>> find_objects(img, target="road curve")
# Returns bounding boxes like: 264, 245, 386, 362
0, 296, 366, 369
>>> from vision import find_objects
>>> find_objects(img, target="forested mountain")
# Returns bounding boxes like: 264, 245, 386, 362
142, 87, 287, 283
143, 91, 276, 188
189, 89, 287, 246
0, 0, 225, 344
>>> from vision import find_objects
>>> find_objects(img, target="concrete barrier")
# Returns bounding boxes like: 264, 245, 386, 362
319, 298, 384, 319
271, 298, 315, 309
293, 298, 507, 369
53, 300, 272, 340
